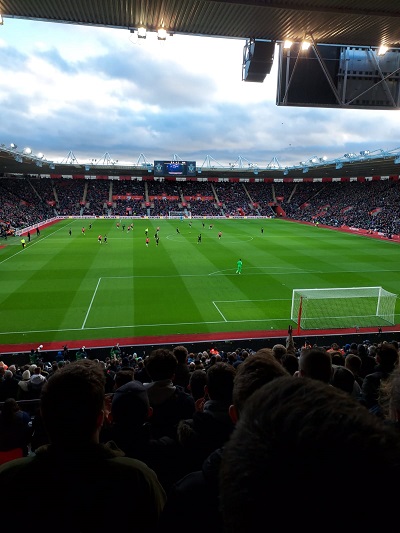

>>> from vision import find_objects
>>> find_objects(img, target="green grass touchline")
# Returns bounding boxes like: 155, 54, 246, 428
0, 218, 399, 345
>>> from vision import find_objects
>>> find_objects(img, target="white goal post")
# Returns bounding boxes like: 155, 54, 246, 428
291, 287, 397, 330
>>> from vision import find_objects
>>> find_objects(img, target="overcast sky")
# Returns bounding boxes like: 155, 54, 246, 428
1, 18, 400, 169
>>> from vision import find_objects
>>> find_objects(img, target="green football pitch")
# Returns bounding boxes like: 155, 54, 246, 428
0, 217, 399, 347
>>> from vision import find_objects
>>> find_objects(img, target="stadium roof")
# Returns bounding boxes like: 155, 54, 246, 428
2, 143, 400, 179
2, 1, 400, 179
1, 1, 400, 47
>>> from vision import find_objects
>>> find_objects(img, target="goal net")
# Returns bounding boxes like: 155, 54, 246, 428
168, 211, 190, 219
291, 287, 397, 330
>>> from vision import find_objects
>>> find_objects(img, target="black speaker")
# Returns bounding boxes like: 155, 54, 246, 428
243, 39, 275, 82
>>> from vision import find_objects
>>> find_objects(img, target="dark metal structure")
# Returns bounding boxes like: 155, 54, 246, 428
1, 1, 400, 46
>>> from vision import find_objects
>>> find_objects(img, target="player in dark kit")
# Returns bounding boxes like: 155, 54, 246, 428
197, 234, 202, 244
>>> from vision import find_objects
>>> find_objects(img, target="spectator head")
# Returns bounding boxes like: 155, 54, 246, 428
111, 381, 151, 428
114, 368, 135, 389
4, 370, 13, 380
281, 353, 299, 375
22, 369, 31, 381
376, 343, 399, 373
357, 344, 368, 358
330, 352, 345, 366
330, 365, 355, 394
220, 376, 400, 533
298, 347, 333, 383
345, 354, 362, 375
390, 340, 399, 351
145, 349, 177, 381
188, 369, 207, 401
349, 343, 358, 353
1, 398, 20, 423
173, 345, 189, 364
231, 350, 288, 420
271, 344, 287, 362
205, 362, 236, 404
40, 359, 106, 445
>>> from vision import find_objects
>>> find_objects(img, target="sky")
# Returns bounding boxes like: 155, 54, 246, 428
1, 17, 400, 169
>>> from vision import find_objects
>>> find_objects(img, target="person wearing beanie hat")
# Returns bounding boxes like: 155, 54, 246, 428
17, 370, 33, 401
28, 366, 47, 399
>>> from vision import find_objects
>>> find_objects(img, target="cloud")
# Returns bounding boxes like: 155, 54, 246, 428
1, 18, 400, 168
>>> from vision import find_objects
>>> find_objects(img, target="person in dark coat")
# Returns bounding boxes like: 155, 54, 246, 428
160, 351, 289, 533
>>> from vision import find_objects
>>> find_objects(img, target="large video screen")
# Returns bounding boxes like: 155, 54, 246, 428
154, 161, 196, 177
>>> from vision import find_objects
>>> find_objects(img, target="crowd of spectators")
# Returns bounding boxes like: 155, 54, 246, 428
283, 179, 400, 235
0, 337, 399, 532
1, 175, 400, 237
213, 181, 254, 216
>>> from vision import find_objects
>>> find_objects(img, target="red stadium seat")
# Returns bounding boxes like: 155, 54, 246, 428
0, 447, 24, 465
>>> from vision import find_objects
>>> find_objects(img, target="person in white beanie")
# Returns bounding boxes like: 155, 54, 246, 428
29, 366, 47, 399
17, 369, 32, 400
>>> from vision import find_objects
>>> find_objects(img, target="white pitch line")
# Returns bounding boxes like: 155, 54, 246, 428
212, 301, 228, 322
81, 278, 102, 329
214, 298, 291, 303
0, 221, 73, 266
0, 317, 298, 337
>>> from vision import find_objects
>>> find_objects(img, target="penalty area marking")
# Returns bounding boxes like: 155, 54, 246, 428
209, 267, 322, 276
212, 298, 291, 323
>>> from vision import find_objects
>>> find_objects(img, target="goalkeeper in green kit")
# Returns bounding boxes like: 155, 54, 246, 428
236, 258, 242, 274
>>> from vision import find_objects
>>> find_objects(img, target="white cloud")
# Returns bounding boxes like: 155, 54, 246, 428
1, 18, 400, 167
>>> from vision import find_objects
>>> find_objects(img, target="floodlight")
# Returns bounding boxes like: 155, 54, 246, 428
157, 28, 167, 40
283, 40, 292, 49
23, 147, 32, 155
137, 27, 147, 39
378, 45, 388, 56
37, 152, 44, 159
301, 41, 311, 51
10, 143, 17, 149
